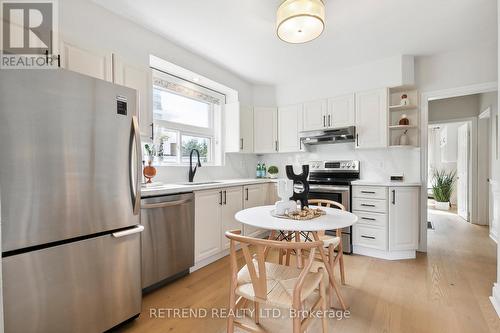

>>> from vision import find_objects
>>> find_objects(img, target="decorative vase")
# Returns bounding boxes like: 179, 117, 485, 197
399, 114, 410, 125
143, 160, 157, 183
399, 130, 410, 145
435, 201, 450, 210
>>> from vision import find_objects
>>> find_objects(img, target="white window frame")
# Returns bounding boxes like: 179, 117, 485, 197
151, 69, 225, 166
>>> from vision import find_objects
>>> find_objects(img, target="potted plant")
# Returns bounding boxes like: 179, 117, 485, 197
431, 169, 456, 210
268, 165, 279, 179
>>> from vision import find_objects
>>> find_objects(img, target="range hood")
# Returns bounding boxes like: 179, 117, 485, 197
300, 126, 356, 146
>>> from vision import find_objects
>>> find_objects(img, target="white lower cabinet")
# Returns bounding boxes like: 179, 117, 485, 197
243, 184, 268, 238
193, 182, 273, 270
353, 185, 420, 260
194, 189, 222, 263
389, 187, 420, 251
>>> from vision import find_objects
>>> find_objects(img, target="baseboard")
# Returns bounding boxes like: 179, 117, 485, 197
353, 245, 416, 260
490, 283, 500, 317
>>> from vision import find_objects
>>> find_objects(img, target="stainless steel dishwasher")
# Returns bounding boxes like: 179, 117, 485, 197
140, 192, 194, 290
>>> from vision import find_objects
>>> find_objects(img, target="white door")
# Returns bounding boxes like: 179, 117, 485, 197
389, 187, 419, 251
239, 105, 254, 153
221, 187, 244, 250
243, 184, 267, 237
355, 89, 388, 149
457, 123, 469, 221
254, 107, 278, 153
194, 189, 222, 262
60, 42, 112, 82
113, 56, 152, 138
327, 93, 355, 128
278, 104, 303, 152
302, 99, 327, 131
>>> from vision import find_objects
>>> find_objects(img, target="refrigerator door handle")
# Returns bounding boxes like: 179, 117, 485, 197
131, 116, 142, 215
112, 225, 144, 238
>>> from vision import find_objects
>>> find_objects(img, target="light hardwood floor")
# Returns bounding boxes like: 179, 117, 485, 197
117, 210, 500, 333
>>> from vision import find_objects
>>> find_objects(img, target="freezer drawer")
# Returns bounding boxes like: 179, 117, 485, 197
2, 230, 142, 333
141, 193, 194, 289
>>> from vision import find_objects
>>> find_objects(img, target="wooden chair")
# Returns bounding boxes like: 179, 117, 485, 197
225, 230, 328, 333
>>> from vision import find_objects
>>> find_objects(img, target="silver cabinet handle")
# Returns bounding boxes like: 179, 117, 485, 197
361, 191, 376, 194
112, 225, 144, 238
275, 140, 279, 152
361, 204, 375, 207
323, 115, 326, 127
361, 217, 376, 221
361, 235, 375, 240
240, 138, 244, 150
131, 116, 141, 216
219, 191, 223, 205
328, 114, 331, 127
245, 188, 249, 201
223, 190, 227, 205
392, 190, 396, 205
142, 199, 191, 209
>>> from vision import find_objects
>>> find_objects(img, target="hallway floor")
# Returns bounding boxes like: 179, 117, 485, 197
118, 210, 500, 333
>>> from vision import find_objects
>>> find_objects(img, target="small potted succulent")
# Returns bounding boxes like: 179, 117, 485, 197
268, 165, 279, 179
432, 169, 456, 210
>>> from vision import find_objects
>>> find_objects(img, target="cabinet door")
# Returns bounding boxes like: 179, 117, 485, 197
194, 189, 222, 262
240, 105, 254, 153
243, 184, 267, 237
278, 104, 303, 152
113, 56, 152, 138
328, 93, 355, 128
302, 99, 327, 131
60, 42, 112, 82
221, 187, 244, 250
355, 89, 388, 149
254, 107, 278, 153
389, 187, 419, 251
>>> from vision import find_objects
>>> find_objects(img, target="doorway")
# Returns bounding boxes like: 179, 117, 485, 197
427, 119, 473, 222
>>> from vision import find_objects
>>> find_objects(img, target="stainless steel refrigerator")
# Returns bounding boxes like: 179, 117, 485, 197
0, 69, 143, 332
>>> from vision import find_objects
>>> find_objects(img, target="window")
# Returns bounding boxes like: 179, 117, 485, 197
149, 70, 225, 165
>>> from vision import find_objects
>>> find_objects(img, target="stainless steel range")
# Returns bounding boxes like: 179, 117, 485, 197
307, 160, 360, 254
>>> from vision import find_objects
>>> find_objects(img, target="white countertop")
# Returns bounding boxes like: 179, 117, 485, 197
351, 180, 422, 187
141, 178, 276, 197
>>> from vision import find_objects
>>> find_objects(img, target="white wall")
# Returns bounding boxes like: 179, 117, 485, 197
253, 85, 276, 107
415, 42, 498, 93
429, 95, 480, 121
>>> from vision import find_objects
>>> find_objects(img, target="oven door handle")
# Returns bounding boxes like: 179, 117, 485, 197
308, 185, 350, 193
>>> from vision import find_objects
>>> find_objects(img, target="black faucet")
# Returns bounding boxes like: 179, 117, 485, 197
188, 149, 202, 182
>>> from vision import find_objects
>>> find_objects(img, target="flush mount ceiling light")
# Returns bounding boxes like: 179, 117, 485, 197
276, 0, 325, 44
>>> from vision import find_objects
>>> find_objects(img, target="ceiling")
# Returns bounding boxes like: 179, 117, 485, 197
94, 0, 497, 85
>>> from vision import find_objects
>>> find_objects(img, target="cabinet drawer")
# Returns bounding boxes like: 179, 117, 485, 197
352, 198, 387, 213
353, 224, 387, 250
353, 186, 387, 199
353, 211, 387, 228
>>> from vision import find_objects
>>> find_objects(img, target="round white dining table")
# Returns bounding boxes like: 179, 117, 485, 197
235, 205, 358, 232
235, 205, 358, 310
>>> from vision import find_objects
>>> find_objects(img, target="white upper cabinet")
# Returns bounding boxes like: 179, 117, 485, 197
113, 56, 152, 138
355, 88, 388, 149
388, 187, 419, 251
328, 93, 355, 128
224, 102, 241, 153
239, 105, 254, 153
302, 99, 328, 131
278, 104, 303, 153
60, 42, 112, 82
254, 107, 278, 153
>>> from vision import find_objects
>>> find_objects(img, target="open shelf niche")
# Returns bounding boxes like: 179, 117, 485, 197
388, 86, 419, 148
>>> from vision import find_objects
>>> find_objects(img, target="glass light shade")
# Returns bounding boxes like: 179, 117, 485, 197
276, 0, 325, 44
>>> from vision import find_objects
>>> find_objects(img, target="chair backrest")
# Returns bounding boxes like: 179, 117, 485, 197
308, 199, 346, 237
308, 198, 346, 211
225, 230, 323, 301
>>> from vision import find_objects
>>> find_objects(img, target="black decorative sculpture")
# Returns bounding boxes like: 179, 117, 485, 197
285, 165, 310, 209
